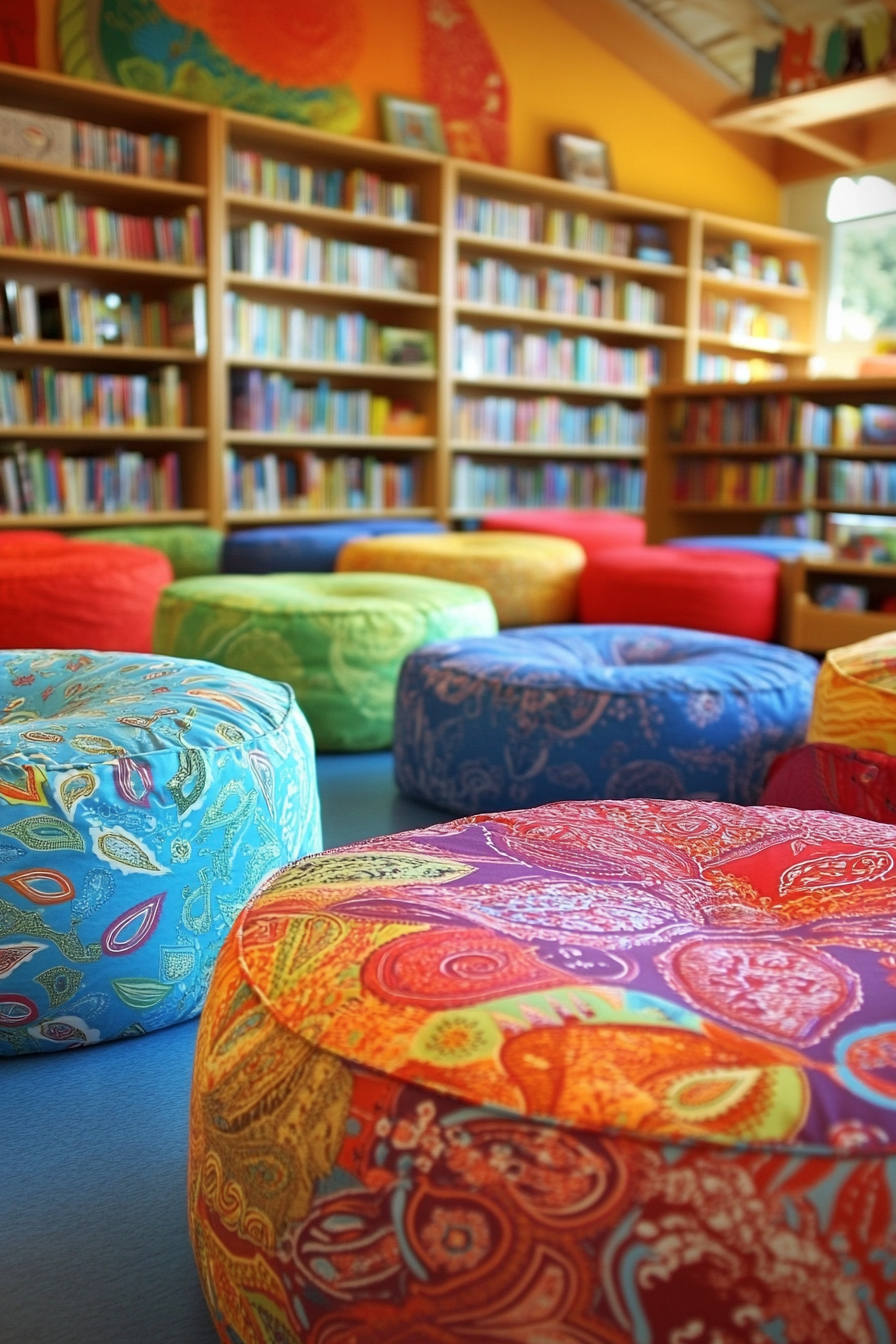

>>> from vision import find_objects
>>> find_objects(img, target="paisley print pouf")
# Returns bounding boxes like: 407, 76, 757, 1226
0, 650, 320, 1055
74, 524, 225, 578
809, 631, 896, 756
393, 624, 818, 812
223, 520, 445, 575
762, 740, 896, 823
154, 573, 498, 752
189, 798, 896, 1344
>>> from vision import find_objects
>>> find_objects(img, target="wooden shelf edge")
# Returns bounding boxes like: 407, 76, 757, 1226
224, 357, 435, 379
225, 433, 435, 449
224, 192, 438, 236
224, 507, 436, 523
0, 509, 207, 527
0, 426, 205, 439
0, 340, 204, 362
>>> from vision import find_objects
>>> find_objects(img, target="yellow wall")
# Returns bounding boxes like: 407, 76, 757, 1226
31, 0, 779, 222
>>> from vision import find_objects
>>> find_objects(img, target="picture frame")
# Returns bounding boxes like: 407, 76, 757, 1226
380, 96, 448, 155
552, 132, 614, 192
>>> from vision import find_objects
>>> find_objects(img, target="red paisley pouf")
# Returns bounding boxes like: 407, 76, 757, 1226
762, 740, 896, 823
482, 507, 645, 557
580, 545, 780, 640
0, 539, 173, 651
189, 798, 896, 1344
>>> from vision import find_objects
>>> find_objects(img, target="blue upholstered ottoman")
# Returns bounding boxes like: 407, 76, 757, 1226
223, 520, 446, 574
0, 650, 321, 1055
667, 534, 830, 561
394, 624, 818, 812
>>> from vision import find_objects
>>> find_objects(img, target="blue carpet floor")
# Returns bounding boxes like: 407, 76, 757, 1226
0, 752, 452, 1344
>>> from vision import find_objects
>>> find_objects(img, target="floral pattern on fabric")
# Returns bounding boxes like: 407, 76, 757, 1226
394, 624, 818, 811
190, 798, 896, 1343
0, 650, 320, 1055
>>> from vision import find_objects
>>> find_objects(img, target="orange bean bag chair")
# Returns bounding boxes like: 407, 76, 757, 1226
482, 507, 645, 556
580, 545, 779, 642
0, 538, 173, 651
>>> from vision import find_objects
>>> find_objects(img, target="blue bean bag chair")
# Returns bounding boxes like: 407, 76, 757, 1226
666, 535, 830, 561
0, 650, 321, 1055
223, 520, 446, 574
394, 624, 818, 812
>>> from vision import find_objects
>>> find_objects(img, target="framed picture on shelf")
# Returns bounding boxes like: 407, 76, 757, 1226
552, 133, 614, 191
380, 96, 447, 154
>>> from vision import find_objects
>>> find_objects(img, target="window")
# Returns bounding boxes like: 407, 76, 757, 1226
827, 175, 896, 342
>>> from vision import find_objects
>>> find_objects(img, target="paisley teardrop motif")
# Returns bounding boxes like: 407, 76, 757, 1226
110, 977, 174, 1009
101, 893, 166, 956
95, 832, 163, 873
0, 816, 85, 852
0, 763, 49, 806
70, 735, 126, 757
249, 750, 276, 817
0, 941, 46, 980
34, 964, 83, 1009
2, 869, 75, 905
112, 757, 154, 809
185, 688, 247, 713
20, 730, 64, 743
0, 993, 38, 1025
166, 749, 208, 817
57, 771, 97, 816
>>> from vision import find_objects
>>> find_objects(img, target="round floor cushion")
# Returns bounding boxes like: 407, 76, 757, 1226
337, 531, 586, 627
580, 545, 780, 641
394, 624, 817, 811
189, 797, 896, 1343
0, 650, 320, 1055
667, 534, 830, 561
761, 740, 896, 823
74, 525, 224, 578
223, 520, 446, 575
0, 539, 174, 652
809, 632, 896, 755
153, 573, 498, 752
482, 507, 645, 555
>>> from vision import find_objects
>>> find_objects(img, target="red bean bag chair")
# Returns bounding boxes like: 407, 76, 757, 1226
579, 545, 779, 641
0, 539, 173, 652
482, 508, 645, 557
0, 529, 70, 556
761, 740, 896, 823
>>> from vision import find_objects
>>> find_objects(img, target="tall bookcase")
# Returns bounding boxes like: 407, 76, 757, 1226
0, 62, 822, 535
0, 64, 214, 529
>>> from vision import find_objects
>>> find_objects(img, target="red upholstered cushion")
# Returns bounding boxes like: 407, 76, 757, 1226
0, 541, 173, 652
579, 545, 779, 641
482, 508, 645, 556
761, 740, 896, 823
0, 530, 70, 556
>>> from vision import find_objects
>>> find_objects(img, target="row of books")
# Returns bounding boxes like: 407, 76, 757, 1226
2, 280, 207, 352
227, 221, 419, 292
669, 396, 896, 448
0, 444, 181, 515
673, 455, 804, 506
223, 295, 434, 367
0, 106, 180, 180
696, 353, 787, 384
0, 366, 188, 429
224, 449, 421, 513
230, 372, 427, 437
454, 325, 662, 388
699, 297, 792, 342
225, 149, 421, 222
456, 259, 665, 324
452, 456, 645, 512
703, 241, 808, 289
823, 461, 896, 506
0, 190, 205, 265
452, 395, 645, 447
456, 194, 634, 255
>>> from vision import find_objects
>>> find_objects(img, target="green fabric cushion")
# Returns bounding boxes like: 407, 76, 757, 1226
73, 525, 224, 578
152, 572, 499, 751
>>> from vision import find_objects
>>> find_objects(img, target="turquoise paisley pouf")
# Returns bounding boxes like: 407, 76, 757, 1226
0, 650, 321, 1055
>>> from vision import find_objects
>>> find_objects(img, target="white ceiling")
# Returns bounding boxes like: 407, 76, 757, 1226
619, 0, 893, 90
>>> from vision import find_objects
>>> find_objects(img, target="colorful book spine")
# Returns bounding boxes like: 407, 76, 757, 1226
230, 372, 426, 437
228, 221, 418, 292
454, 325, 661, 388
673, 455, 803, 506
455, 194, 635, 258
451, 455, 645, 511
669, 395, 840, 448
0, 444, 181, 515
0, 365, 187, 428
225, 149, 421, 222
452, 394, 645, 447
224, 448, 420, 512
0, 190, 204, 265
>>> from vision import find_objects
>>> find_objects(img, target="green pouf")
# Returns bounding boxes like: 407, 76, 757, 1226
153, 572, 499, 751
73, 525, 224, 578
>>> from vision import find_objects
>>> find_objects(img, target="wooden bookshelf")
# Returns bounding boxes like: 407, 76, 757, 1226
0, 62, 824, 533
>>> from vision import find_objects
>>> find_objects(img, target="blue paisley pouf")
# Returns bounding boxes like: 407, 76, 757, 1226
223, 520, 446, 575
0, 650, 321, 1056
394, 624, 818, 812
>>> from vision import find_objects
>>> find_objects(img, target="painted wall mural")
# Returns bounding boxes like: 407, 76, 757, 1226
54, 0, 509, 161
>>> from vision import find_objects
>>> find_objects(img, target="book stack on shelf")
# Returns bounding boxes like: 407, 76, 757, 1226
222, 110, 442, 523
0, 68, 212, 529
646, 379, 896, 651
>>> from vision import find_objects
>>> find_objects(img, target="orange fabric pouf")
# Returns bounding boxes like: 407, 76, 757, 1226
579, 545, 780, 641
0, 539, 174, 651
482, 507, 645, 556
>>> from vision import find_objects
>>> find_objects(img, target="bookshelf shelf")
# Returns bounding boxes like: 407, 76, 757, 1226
0, 156, 207, 201
449, 505, 644, 520
0, 340, 204, 363
454, 232, 687, 280
0, 426, 205, 440
450, 440, 645, 458
0, 508, 207, 527
224, 274, 437, 307
0, 247, 206, 281
225, 431, 435, 450
696, 332, 813, 356
224, 192, 439, 237
454, 302, 684, 340
671, 501, 806, 513
225, 506, 436, 524
453, 373, 650, 398
699, 273, 812, 303
224, 356, 435, 380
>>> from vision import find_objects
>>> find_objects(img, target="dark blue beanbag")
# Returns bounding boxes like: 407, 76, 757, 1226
223, 520, 446, 574
666, 535, 830, 561
394, 624, 818, 812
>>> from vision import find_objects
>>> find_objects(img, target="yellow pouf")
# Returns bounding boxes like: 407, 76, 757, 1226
808, 631, 896, 754
336, 529, 586, 627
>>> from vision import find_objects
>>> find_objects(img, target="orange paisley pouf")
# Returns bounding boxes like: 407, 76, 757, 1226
809, 630, 896, 756
189, 798, 896, 1344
